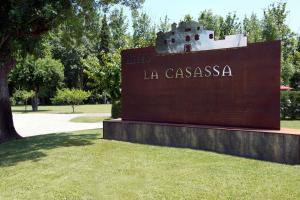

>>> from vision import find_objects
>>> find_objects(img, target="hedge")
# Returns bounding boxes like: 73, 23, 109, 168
281, 91, 300, 119
111, 100, 121, 119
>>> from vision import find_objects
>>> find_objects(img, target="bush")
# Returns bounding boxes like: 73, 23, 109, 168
52, 89, 91, 113
281, 91, 300, 119
111, 100, 121, 119
290, 72, 300, 90
12, 89, 35, 112
9, 97, 16, 106
289, 91, 300, 119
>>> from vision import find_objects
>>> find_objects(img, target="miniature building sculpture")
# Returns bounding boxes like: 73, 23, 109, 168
155, 20, 247, 54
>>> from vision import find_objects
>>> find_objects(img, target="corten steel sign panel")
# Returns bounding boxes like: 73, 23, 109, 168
121, 41, 281, 130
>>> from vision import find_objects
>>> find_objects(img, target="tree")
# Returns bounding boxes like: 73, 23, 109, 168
262, 2, 289, 42
281, 60, 295, 85
99, 15, 111, 54
290, 72, 300, 90
261, 1, 297, 86
109, 8, 129, 50
243, 14, 262, 43
50, 7, 101, 90
0, 0, 144, 142
198, 10, 222, 39
52, 88, 91, 113
0, 0, 71, 141
294, 51, 300, 71
81, 55, 104, 101
51, 33, 89, 90
220, 12, 241, 39
261, 2, 297, 61
12, 90, 35, 112
132, 10, 156, 48
158, 15, 171, 33
297, 36, 300, 52
183, 14, 193, 22
9, 55, 64, 111
83, 51, 121, 103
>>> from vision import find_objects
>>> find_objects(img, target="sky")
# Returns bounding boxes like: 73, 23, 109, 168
123, 0, 300, 33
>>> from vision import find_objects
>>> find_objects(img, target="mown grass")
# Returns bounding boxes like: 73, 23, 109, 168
70, 116, 111, 123
281, 120, 300, 129
12, 104, 111, 114
1, 129, 300, 200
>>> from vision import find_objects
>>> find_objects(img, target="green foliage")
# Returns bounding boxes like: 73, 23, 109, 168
109, 8, 129, 50
280, 91, 300, 119
9, 54, 64, 106
262, 2, 289, 41
198, 10, 223, 39
0, 0, 144, 56
290, 72, 300, 90
12, 89, 35, 112
83, 52, 121, 102
281, 60, 295, 85
9, 97, 16, 106
243, 14, 262, 43
183, 14, 193, 22
51, 34, 87, 89
220, 12, 240, 39
0, 0, 71, 63
281, 91, 290, 119
132, 10, 156, 48
99, 15, 111, 54
158, 15, 171, 33
111, 100, 122, 118
293, 51, 300, 71
35, 57, 65, 88
261, 1, 297, 62
52, 88, 91, 113
297, 36, 300, 52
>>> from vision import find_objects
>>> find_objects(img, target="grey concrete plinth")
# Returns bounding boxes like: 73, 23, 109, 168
103, 120, 300, 164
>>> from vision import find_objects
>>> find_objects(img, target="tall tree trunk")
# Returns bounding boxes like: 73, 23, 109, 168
31, 87, 39, 112
0, 58, 22, 142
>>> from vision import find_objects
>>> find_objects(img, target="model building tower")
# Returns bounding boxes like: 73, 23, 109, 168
155, 20, 247, 54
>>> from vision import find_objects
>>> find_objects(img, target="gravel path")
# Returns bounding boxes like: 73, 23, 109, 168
13, 113, 110, 137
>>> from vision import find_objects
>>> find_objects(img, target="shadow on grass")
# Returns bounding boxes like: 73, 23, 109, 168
12, 109, 51, 113
0, 132, 98, 167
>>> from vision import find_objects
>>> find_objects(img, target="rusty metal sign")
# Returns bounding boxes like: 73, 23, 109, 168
121, 41, 281, 130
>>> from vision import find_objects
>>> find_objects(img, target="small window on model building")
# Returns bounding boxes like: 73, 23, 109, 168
184, 44, 192, 52
209, 34, 214, 39
171, 38, 175, 43
195, 34, 199, 41
186, 35, 191, 42
164, 40, 167, 45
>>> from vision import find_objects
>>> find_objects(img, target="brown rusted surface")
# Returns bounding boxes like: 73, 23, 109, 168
121, 41, 281, 130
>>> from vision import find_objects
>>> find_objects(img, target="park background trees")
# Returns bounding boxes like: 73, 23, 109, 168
10, 1, 300, 111
1, 0, 300, 142
0, 0, 144, 142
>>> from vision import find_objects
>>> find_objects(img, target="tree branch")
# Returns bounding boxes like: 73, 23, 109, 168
0, 57, 16, 75
0, 34, 9, 50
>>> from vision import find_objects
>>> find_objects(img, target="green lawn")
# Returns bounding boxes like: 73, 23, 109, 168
67, 116, 300, 130
1, 129, 300, 199
70, 116, 111, 123
281, 120, 300, 129
12, 104, 112, 114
